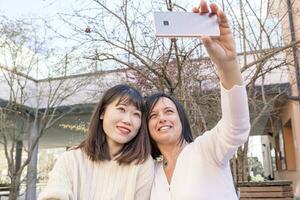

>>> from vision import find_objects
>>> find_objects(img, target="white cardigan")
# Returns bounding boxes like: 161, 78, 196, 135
151, 84, 251, 200
39, 148, 154, 200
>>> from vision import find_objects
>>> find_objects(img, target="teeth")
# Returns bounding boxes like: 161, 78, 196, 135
159, 126, 171, 131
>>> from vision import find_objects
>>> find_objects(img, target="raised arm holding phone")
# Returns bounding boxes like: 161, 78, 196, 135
147, 1, 250, 199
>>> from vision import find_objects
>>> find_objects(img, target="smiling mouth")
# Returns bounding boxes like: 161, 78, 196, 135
158, 125, 172, 131
117, 126, 131, 135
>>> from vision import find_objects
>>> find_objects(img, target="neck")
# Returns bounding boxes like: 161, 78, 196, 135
158, 141, 187, 163
107, 139, 123, 159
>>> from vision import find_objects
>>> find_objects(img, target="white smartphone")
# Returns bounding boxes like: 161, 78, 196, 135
153, 11, 220, 38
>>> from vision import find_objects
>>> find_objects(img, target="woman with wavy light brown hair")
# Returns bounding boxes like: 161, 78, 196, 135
39, 84, 154, 200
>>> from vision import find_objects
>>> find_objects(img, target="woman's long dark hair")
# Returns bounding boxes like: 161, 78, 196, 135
145, 92, 194, 159
77, 84, 150, 164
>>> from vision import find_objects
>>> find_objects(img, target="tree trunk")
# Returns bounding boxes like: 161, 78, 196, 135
9, 174, 21, 200
15, 140, 23, 170
242, 141, 249, 181
9, 118, 24, 198
26, 117, 39, 200
236, 140, 249, 182
237, 146, 244, 182
230, 157, 238, 188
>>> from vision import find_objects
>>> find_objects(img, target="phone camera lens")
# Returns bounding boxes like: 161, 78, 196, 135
163, 21, 169, 26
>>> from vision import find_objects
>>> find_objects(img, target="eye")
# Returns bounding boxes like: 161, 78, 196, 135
149, 113, 157, 119
166, 109, 174, 114
117, 106, 125, 112
133, 111, 141, 118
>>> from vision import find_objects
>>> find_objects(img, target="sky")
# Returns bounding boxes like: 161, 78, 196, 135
0, 0, 94, 78
0, 0, 74, 19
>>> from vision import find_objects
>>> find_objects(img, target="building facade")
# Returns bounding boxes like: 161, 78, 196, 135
261, 0, 300, 197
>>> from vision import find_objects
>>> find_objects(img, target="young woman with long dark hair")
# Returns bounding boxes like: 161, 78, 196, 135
146, 1, 251, 199
39, 84, 154, 200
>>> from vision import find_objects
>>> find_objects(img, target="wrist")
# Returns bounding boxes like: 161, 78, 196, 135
217, 60, 243, 89
216, 58, 239, 74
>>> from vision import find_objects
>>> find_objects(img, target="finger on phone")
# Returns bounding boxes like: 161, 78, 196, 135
218, 10, 230, 28
200, 0, 209, 13
192, 7, 200, 13
210, 3, 218, 14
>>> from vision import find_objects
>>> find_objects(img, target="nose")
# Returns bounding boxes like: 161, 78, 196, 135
158, 113, 167, 123
121, 112, 132, 125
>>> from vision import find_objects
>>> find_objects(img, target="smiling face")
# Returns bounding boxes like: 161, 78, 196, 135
148, 97, 182, 146
101, 98, 142, 152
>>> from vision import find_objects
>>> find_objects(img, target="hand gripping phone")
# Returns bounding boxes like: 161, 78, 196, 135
153, 11, 220, 38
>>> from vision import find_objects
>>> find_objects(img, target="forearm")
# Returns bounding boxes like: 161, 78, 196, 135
217, 59, 243, 90
211, 83, 250, 165
220, 82, 250, 140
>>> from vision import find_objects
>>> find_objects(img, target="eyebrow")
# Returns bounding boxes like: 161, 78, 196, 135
164, 106, 174, 109
116, 102, 134, 107
116, 102, 142, 112
116, 103, 127, 106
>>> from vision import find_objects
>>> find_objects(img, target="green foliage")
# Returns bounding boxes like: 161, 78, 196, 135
248, 157, 264, 177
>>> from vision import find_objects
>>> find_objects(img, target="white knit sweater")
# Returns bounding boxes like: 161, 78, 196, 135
151, 84, 251, 200
39, 149, 154, 200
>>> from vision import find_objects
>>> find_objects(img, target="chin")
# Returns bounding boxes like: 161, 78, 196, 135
115, 137, 132, 144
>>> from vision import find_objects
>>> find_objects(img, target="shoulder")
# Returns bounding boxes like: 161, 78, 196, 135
61, 148, 82, 158
187, 128, 217, 154
57, 148, 88, 167
136, 156, 155, 177
139, 156, 155, 169
193, 125, 219, 144
191, 131, 208, 147
135, 156, 154, 185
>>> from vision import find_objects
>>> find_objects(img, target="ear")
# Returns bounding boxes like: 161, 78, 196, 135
100, 112, 104, 120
